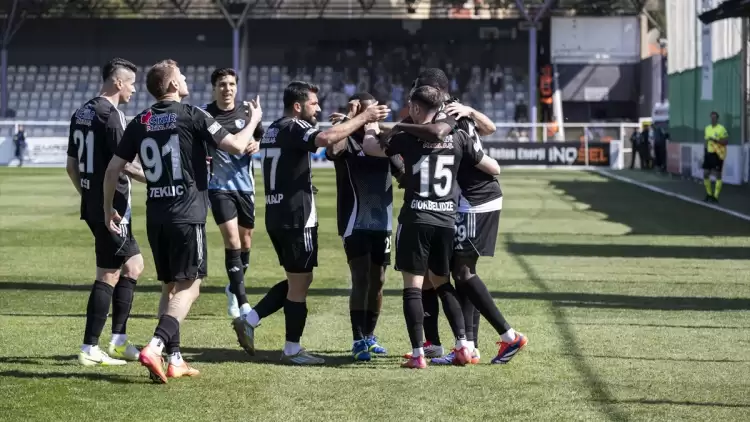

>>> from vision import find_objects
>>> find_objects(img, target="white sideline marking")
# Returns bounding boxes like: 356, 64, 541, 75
593, 168, 750, 223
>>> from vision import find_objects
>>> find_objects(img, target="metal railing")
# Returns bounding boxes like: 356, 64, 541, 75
0, 120, 641, 143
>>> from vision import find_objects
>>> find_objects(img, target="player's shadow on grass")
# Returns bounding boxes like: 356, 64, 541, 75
3, 283, 750, 312
560, 352, 750, 364
560, 321, 750, 330
597, 398, 750, 409
0, 355, 75, 366
551, 178, 750, 236
507, 242, 750, 260
180, 347, 359, 368
0, 369, 134, 384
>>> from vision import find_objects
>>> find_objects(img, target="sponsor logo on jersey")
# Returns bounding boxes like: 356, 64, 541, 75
75, 106, 95, 126
140, 110, 177, 132
261, 127, 278, 144
235, 119, 246, 129
207, 122, 221, 135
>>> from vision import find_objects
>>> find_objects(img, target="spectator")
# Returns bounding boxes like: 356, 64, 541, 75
13, 125, 26, 167
490, 65, 503, 95
629, 128, 641, 169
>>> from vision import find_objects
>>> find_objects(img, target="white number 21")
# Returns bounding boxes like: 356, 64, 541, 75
73, 129, 94, 173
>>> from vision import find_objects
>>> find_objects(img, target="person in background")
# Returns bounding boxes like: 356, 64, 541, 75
639, 122, 653, 169
13, 125, 26, 167
702, 111, 729, 203
629, 127, 641, 169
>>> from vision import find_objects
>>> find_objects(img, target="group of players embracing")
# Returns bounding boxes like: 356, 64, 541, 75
66, 57, 526, 384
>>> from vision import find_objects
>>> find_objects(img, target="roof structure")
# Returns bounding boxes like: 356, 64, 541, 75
0, 0, 650, 20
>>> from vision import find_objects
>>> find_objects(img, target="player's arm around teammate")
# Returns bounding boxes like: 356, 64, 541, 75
102, 60, 260, 383
326, 92, 395, 361
237, 82, 389, 365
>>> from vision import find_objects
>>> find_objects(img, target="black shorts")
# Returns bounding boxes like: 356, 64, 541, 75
395, 223, 454, 277
209, 190, 255, 229
268, 226, 318, 273
453, 210, 501, 257
702, 152, 724, 172
85, 219, 140, 269
146, 223, 208, 283
343, 230, 391, 267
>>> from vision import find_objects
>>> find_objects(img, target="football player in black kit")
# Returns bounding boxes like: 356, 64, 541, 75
102, 59, 262, 383
326, 92, 405, 361
361, 86, 501, 368
399, 69, 527, 365
66, 58, 146, 367
200, 68, 269, 353
237, 81, 390, 365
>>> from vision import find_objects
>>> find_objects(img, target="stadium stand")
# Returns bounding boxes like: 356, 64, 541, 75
4, 51, 530, 138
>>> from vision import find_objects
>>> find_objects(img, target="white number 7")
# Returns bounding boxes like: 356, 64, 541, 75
263, 148, 281, 190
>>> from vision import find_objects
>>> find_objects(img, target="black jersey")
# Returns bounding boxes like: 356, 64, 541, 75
202, 102, 256, 193
115, 100, 230, 224
259, 116, 322, 230
328, 131, 401, 237
385, 129, 482, 228
434, 107, 503, 210
66, 96, 132, 223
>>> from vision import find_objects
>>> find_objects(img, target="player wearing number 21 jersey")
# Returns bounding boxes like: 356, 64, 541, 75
102, 59, 261, 383
361, 85, 501, 369
66, 58, 145, 368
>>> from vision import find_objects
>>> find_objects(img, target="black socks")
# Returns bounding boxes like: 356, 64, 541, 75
284, 299, 308, 343
83, 281, 114, 345
403, 288, 424, 349
111, 276, 136, 335
226, 249, 248, 306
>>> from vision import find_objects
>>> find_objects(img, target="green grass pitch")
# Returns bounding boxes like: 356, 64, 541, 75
1, 167, 749, 421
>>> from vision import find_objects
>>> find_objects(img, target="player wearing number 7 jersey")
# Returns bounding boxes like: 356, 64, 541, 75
66, 58, 146, 367
237, 81, 390, 365
361, 86, 501, 369
102, 59, 261, 383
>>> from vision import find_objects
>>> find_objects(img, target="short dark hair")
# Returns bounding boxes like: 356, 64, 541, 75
146, 59, 178, 99
413, 68, 450, 93
283, 81, 319, 110
711, 111, 719, 118
349, 92, 376, 103
102, 57, 137, 82
211, 68, 238, 87
410, 86, 443, 112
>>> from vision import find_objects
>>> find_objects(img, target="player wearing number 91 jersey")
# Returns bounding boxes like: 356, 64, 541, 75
103, 59, 261, 383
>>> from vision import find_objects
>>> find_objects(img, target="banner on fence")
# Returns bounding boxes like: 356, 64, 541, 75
482, 141, 611, 167
666, 141, 681, 174
0, 136, 70, 166
2, 138, 615, 169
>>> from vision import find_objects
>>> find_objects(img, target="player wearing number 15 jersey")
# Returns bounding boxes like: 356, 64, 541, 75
102, 59, 261, 383
362, 85, 501, 369
238, 81, 390, 365
66, 58, 145, 368
411, 71, 527, 367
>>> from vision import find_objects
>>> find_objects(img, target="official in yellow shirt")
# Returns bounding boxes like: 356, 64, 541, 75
702, 111, 728, 203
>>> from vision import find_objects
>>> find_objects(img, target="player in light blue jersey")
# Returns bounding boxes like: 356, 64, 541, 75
203, 69, 264, 354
